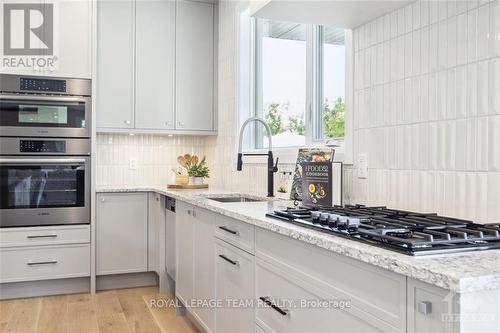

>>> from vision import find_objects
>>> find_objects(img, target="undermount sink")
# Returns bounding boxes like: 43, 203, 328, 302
206, 195, 265, 203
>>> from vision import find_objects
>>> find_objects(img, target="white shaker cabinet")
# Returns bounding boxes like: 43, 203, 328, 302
215, 240, 255, 333
50, 0, 92, 78
176, 202, 195, 304
96, 0, 135, 129
175, 0, 215, 131
96, 193, 148, 275
135, 0, 175, 130
175, 201, 216, 333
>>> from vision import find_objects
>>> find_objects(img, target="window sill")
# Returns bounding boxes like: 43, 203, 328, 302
242, 146, 350, 165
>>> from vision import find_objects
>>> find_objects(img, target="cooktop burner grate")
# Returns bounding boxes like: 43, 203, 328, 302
266, 206, 500, 255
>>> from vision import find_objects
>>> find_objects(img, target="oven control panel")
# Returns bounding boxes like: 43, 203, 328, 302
20, 140, 66, 153
20, 78, 67, 92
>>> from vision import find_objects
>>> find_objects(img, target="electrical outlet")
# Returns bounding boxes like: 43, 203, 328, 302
358, 154, 368, 179
129, 158, 137, 170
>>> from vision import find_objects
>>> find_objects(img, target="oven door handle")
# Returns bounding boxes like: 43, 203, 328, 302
0, 158, 86, 164
0, 94, 86, 103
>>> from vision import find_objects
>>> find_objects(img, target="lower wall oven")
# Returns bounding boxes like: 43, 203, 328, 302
0, 138, 90, 228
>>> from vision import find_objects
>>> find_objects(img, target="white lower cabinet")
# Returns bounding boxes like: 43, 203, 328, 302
0, 244, 90, 283
96, 193, 148, 275
176, 201, 216, 333
407, 279, 457, 333
215, 239, 255, 333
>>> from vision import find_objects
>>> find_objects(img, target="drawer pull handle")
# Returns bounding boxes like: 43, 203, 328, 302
218, 254, 239, 266
27, 234, 58, 239
219, 226, 239, 235
417, 301, 432, 315
259, 296, 289, 316
27, 260, 58, 266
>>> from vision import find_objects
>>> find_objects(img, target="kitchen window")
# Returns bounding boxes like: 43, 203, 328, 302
240, 14, 353, 162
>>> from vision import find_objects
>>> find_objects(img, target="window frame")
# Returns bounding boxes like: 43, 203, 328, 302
239, 13, 354, 164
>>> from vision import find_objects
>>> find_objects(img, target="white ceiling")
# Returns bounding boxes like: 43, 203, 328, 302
250, 0, 414, 29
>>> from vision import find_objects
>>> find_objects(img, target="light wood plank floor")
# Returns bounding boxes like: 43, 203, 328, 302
0, 287, 199, 333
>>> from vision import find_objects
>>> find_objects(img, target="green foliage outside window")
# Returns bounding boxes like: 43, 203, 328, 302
265, 103, 285, 135
323, 97, 345, 138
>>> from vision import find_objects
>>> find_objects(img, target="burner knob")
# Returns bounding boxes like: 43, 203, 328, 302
337, 217, 348, 228
348, 218, 361, 228
327, 214, 338, 223
319, 213, 330, 224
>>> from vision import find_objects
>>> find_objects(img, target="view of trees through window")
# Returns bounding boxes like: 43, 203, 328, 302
256, 19, 345, 148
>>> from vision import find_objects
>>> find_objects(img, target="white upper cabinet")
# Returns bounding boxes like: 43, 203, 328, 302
135, 0, 175, 130
96, 0, 216, 134
50, 0, 92, 78
175, 0, 215, 131
96, 0, 134, 129
0, 0, 91, 78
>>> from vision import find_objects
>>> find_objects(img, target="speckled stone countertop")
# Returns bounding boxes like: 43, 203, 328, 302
96, 186, 500, 293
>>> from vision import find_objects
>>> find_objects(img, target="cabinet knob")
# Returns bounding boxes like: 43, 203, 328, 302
177, 121, 184, 128
192, 210, 196, 218
165, 121, 172, 127
417, 301, 432, 315
187, 210, 191, 216
100, 197, 105, 202
124, 120, 131, 125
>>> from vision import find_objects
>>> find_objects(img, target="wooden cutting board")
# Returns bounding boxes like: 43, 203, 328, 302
167, 184, 208, 189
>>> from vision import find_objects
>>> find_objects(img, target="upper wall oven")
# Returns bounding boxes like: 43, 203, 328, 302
0, 75, 91, 138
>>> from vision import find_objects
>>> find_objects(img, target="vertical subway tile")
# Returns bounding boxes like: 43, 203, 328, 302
413, 1, 421, 30
429, 0, 439, 24
390, 10, 398, 39
412, 30, 421, 75
489, 115, 500, 171
437, 70, 448, 120
429, 23, 439, 72
490, 58, 500, 114
467, 63, 478, 117
456, 119, 467, 170
429, 73, 438, 120
420, 74, 430, 121
411, 77, 421, 123
421, 0, 430, 27
404, 32, 413, 78
475, 172, 488, 223
476, 116, 489, 170
398, 7, 406, 36
447, 68, 457, 120
457, 1, 469, 14
438, 0, 448, 21
448, 0, 457, 18
477, 60, 489, 116
404, 78, 413, 123
419, 123, 430, 169
491, 0, 500, 57
467, 9, 478, 63
438, 20, 448, 70
447, 17, 457, 68
457, 12, 468, 65
383, 14, 391, 41
420, 25, 430, 73
405, 4, 413, 33
477, 3, 490, 60
429, 122, 439, 170
445, 121, 457, 170
456, 65, 467, 118
486, 173, 500, 223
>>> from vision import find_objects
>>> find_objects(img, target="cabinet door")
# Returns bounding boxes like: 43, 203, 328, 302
193, 207, 216, 333
407, 279, 457, 333
48, 0, 91, 78
135, 0, 175, 130
175, 0, 214, 131
96, 193, 148, 275
96, 0, 134, 129
148, 192, 163, 274
176, 201, 194, 303
215, 240, 255, 333
0, 0, 43, 76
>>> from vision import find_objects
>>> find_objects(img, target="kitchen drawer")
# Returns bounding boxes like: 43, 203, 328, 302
255, 228, 406, 332
215, 215, 255, 254
0, 225, 90, 248
215, 239, 255, 333
255, 258, 384, 333
0, 244, 90, 283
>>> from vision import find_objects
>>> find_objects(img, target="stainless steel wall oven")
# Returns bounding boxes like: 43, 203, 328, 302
0, 75, 91, 228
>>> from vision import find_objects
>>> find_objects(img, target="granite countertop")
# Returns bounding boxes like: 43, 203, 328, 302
96, 186, 500, 293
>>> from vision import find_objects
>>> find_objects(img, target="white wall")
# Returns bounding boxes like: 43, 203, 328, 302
95, 133, 206, 187
349, 0, 500, 223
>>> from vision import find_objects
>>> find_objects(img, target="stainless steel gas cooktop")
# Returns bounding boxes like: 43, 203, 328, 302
266, 205, 500, 256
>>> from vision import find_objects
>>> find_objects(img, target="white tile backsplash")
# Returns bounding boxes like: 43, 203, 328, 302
353, 0, 500, 223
